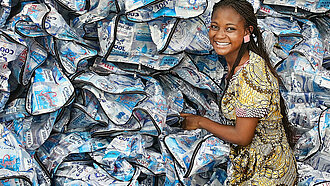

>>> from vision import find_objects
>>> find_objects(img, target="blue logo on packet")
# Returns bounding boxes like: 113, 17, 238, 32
317, 0, 330, 9
160, 56, 179, 67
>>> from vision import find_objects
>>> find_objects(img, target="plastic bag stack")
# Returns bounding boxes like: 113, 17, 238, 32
256, 1, 330, 185
0, 0, 328, 185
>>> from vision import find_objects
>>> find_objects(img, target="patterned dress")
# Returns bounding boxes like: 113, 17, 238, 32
221, 51, 297, 185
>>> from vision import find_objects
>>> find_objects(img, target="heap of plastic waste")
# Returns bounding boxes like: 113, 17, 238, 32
0, 0, 328, 185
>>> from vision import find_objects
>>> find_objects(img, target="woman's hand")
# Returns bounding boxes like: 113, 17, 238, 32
180, 113, 205, 130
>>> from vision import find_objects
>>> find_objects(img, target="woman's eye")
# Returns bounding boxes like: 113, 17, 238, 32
226, 27, 236, 31
210, 25, 219, 30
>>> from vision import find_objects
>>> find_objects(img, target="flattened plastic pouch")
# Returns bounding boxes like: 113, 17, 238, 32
294, 108, 329, 161
277, 53, 318, 74
164, 131, 229, 179
166, 74, 218, 117
158, 135, 183, 186
139, 175, 162, 186
284, 92, 318, 106
21, 3, 49, 27
258, 4, 291, 18
0, 0, 11, 27
91, 116, 142, 137
7, 110, 60, 150
73, 71, 145, 94
290, 19, 324, 70
188, 52, 226, 86
132, 111, 161, 136
147, 17, 178, 52
148, 16, 212, 55
282, 71, 330, 96
204, 167, 227, 186
159, 17, 212, 55
36, 132, 109, 176
92, 125, 144, 143
20, 38, 48, 86
82, 84, 146, 125
264, 16, 302, 36
182, 18, 213, 55
158, 75, 184, 124
0, 91, 9, 112
72, 0, 118, 38
125, 0, 208, 22
288, 106, 321, 129
91, 134, 143, 182
305, 150, 330, 173
0, 123, 41, 185
133, 77, 167, 135
278, 35, 303, 56
263, 0, 329, 13
97, 13, 117, 57
312, 70, 330, 97
124, 0, 158, 12
128, 148, 165, 175
35, 36, 56, 56
53, 106, 71, 133
55, 39, 97, 74
52, 0, 87, 13
91, 57, 140, 75
0, 98, 29, 122
67, 105, 106, 132
26, 57, 74, 115
197, 0, 214, 27
54, 161, 122, 185
27, 4, 85, 43
0, 61, 10, 111
0, 35, 25, 64
76, 88, 111, 125
15, 20, 49, 38
43, 6, 79, 40
101, 14, 185, 71
171, 55, 221, 93
297, 162, 330, 186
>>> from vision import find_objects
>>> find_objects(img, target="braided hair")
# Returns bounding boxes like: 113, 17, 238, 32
213, 0, 294, 148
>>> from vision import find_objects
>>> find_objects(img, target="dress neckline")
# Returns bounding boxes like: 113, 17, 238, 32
226, 59, 250, 82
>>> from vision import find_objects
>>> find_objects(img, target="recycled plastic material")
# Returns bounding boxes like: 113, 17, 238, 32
0, 0, 328, 185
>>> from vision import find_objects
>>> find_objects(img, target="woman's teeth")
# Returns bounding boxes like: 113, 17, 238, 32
215, 42, 230, 46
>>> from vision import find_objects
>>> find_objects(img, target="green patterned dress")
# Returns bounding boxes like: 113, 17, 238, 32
221, 51, 297, 185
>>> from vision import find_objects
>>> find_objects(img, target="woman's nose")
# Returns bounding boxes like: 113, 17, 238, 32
215, 29, 226, 39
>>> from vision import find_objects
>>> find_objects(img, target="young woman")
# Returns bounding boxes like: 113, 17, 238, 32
180, 0, 297, 185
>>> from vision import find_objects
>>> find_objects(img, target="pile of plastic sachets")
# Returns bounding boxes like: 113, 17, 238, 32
256, 1, 330, 185
0, 0, 328, 185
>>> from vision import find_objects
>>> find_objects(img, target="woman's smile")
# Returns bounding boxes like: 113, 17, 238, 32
215, 41, 230, 47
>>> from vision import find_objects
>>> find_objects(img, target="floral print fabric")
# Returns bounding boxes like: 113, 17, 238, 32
221, 51, 297, 185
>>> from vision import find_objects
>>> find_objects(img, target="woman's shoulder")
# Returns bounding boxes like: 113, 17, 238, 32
248, 51, 266, 68
239, 51, 279, 91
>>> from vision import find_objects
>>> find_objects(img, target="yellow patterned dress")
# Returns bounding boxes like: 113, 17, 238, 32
221, 51, 297, 185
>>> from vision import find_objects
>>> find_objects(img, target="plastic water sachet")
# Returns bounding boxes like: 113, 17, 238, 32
82, 84, 146, 125
26, 56, 74, 115
164, 131, 229, 179
126, 0, 207, 22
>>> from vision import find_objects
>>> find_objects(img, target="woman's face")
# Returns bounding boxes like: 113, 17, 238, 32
209, 7, 248, 60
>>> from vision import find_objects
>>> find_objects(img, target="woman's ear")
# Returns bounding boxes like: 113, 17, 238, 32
243, 26, 254, 43
244, 26, 254, 36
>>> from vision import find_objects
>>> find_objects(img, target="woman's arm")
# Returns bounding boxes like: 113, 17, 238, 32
180, 113, 258, 146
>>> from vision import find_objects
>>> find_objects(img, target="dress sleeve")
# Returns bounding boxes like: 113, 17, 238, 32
235, 60, 274, 118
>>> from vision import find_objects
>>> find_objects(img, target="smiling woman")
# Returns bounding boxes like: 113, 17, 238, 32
208, 6, 250, 68
180, 0, 297, 185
